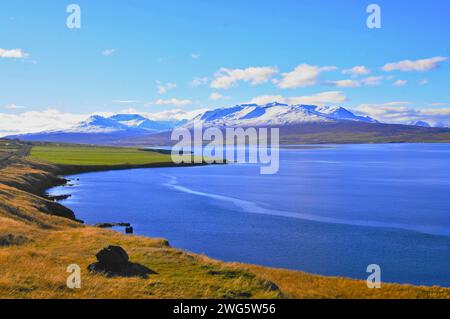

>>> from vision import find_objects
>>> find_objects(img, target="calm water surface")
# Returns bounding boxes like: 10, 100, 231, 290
49, 143, 450, 286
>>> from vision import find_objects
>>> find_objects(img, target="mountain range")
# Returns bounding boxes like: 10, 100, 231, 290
186, 103, 377, 127
62, 114, 186, 133
7, 103, 450, 145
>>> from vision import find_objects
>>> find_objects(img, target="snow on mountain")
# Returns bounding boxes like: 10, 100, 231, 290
6, 113, 186, 143
110, 114, 148, 128
62, 114, 185, 133
409, 120, 431, 128
315, 105, 376, 123
70, 115, 131, 133
186, 102, 377, 127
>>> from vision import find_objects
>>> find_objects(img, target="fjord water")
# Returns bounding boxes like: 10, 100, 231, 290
49, 144, 450, 286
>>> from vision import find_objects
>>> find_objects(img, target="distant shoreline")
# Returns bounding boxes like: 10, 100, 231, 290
55, 161, 212, 176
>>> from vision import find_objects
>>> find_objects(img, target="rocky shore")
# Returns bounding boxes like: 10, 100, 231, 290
1, 155, 210, 223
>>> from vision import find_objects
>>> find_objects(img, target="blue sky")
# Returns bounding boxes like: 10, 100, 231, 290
1, 0, 450, 134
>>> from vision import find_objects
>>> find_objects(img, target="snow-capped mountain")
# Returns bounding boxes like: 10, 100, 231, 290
70, 115, 130, 133
186, 102, 377, 127
6, 114, 186, 144
109, 114, 185, 132
61, 114, 186, 134
11, 103, 448, 146
409, 120, 431, 128
51, 103, 376, 135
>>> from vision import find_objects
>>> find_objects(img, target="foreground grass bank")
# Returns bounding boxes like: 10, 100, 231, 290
0, 142, 449, 299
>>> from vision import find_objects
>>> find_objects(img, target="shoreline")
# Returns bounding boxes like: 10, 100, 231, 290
46, 161, 217, 223
48, 160, 449, 289
2, 155, 450, 298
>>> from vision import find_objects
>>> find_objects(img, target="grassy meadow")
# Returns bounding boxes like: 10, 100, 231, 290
30, 145, 174, 166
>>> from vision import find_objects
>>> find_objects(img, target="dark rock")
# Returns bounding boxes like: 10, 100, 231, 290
42, 201, 79, 221
125, 226, 134, 234
94, 222, 114, 228
88, 245, 156, 278
95, 222, 131, 228
96, 245, 129, 269
0, 234, 29, 247
45, 194, 71, 201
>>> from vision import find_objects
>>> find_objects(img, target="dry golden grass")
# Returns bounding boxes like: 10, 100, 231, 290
0, 227, 281, 299
242, 264, 450, 299
0, 153, 449, 299
0, 157, 279, 299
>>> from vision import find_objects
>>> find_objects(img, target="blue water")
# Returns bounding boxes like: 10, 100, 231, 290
49, 144, 450, 287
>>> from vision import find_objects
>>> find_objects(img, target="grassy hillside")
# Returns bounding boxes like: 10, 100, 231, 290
0, 142, 449, 299
278, 122, 450, 144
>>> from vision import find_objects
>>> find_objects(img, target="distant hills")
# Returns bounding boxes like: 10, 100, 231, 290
7, 103, 450, 145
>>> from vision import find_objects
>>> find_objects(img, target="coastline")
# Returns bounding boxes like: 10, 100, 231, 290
46, 161, 218, 223
43, 160, 450, 288
1, 155, 450, 298
55, 161, 214, 176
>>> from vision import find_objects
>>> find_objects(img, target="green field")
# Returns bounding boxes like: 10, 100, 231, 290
29, 145, 175, 166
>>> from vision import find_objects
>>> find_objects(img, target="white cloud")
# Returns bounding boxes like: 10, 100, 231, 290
360, 76, 384, 86
327, 76, 387, 88
342, 66, 371, 77
191, 53, 201, 59
146, 109, 208, 121
249, 91, 348, 106
190, 77, 209, 87
354, 102, 450, 126
211, 66, 278, 89
393, 79, 407, 87
156, 82, 177, 94
102, 48, 117, 56
382, 56, 447, 72
150, 98, 192, 107
0, 109, 86, 137
209, 92, 230, 101
118, 107, 208, 121
420, 108, 450, 116
275, 64, 337, 89
5, 103, 27, 110
419, 79, 429, 85
327, 79, 360, 88
0, 48, 28, 59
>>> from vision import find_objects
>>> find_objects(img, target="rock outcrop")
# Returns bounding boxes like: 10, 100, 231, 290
88, 245, 156, 278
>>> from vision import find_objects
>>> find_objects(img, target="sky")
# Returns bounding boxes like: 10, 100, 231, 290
1, 0, 450, 135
